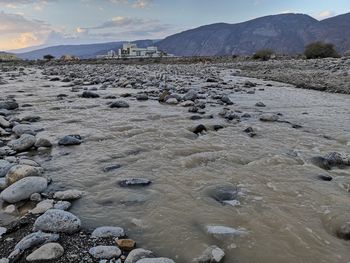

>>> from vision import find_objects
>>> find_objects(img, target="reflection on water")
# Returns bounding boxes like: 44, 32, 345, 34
1, 64, 350, 262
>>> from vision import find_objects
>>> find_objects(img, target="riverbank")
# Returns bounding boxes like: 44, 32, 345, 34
233, 57, 350, 94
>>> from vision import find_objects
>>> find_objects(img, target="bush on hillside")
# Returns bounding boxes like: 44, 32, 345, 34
304, 42, 339, 59
253, 49, 274, 61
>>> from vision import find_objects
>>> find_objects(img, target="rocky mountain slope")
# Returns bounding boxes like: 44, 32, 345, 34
157, 13, 350, 56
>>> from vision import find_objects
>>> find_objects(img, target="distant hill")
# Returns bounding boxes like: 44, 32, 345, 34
16, 40, 158, 60
0, 52, 20, 61
156, 13, 350, 56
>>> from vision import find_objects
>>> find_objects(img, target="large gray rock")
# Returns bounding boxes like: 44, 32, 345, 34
34, 209, 81, 233
0, 178, 7, 190
0, 177, 47, 203
125, 248, 154, 263
5, 164, 43, 185
26, 243, 64, 261
89, 246, 121, 259
136, 258, 175, 263
91, 226, 125, 238
12, 124, 37, 136
53, 189, 83, 200
8, 232, 59, 260
53, 201, 71, 211
8, 134, 36, 152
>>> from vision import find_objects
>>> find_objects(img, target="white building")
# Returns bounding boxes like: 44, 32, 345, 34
118, 43, 172, 58
96, 43, 173, 59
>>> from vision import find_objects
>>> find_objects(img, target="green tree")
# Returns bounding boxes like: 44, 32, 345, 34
304, 42, 339, 59
43, 54, 55, 61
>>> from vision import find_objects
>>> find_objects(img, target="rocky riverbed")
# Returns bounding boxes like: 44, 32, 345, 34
0, 60, 350, 262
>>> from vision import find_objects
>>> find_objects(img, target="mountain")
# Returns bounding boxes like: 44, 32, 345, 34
16, 40, 158, 60
157, 13, 350, 56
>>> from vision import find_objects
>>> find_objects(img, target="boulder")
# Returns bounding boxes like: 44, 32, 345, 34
5, 165, 44, 185
26, 243, 64, 261
260, 114, 279, 122
0, 177, 47, 203
182, 90, 198, 101
8, 134, 36, 152
34, 209, 81, 233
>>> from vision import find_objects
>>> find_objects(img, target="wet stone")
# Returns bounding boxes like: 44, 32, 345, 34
118, 178, 152, 187
103, 164, 121, 172
193, 124, 207, 135
58, 135, 82, 146
92, 226, 125, 238
115, 239, 136, 251
318, 174, 333, 181
89, 246, 121, 259
110, 101, 130, 108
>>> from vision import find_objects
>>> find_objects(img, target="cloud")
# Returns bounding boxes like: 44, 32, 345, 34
315, 10, 335, 20
0, 11, 53, 49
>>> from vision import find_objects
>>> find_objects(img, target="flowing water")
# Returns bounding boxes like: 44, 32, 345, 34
1, 64, 350, 262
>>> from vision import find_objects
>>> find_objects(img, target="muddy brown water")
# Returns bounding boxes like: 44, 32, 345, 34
1, 65, 350, 262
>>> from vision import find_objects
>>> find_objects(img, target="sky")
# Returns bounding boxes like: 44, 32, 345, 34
0, 0, 349, 51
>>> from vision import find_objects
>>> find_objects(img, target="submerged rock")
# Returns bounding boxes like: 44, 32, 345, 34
35, 138, 52, 148
58, 135, 82, 146
312, 152, 350, 170
260, 114, 279, 122
193, 124, 207, 135
0, 177, 47, 203
110, 101, 130, 108
118, 178, 152, 187
206, 185, 240, 206
34, 209, 81, 233
206, 225, 248, 239
82, 91, 100, 98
